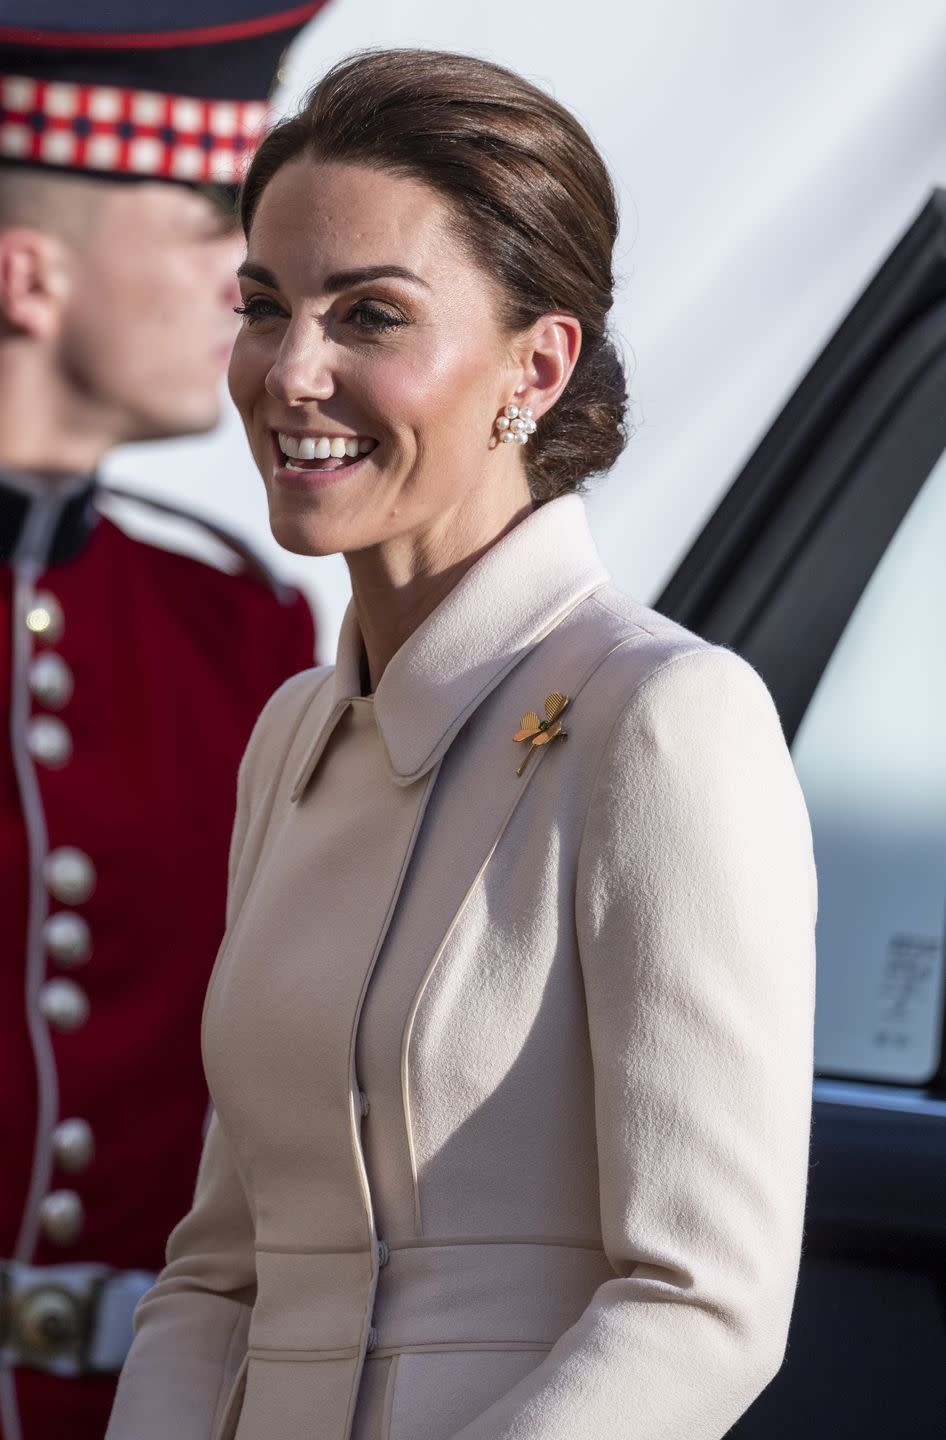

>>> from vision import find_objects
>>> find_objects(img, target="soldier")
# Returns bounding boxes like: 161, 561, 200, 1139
0, 5, 326, 1436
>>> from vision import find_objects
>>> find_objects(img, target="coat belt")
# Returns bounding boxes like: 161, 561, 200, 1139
248, 1241, 613, 1358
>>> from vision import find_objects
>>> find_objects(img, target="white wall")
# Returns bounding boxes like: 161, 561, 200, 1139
103, 0, 946, 656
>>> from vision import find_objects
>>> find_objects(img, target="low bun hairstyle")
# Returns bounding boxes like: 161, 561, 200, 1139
241, 49, 628, 502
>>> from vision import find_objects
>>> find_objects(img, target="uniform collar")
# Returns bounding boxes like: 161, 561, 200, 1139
0, 469, 98, 568
293, 495, 609, 794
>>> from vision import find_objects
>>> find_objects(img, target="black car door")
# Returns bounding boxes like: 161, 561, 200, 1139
657, 190, 946, 1439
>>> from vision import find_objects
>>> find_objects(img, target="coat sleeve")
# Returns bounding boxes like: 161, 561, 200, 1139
106, 669, 326, 1440
448, 645, 818, 1440
105, 1111, 257, 1438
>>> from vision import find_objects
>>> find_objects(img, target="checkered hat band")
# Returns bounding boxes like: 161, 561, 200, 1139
0, 74, 270, 182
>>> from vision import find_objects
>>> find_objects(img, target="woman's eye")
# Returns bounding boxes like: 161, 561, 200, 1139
233, 295, 284, 324
347, 301, 407, 333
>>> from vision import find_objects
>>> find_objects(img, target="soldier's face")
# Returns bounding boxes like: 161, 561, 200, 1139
59, 181, 243, 444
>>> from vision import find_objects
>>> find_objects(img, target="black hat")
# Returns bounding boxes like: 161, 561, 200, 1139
0, 2, 329, 185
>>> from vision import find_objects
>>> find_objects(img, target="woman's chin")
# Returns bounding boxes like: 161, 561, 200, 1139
267, 508, 355, 558
269, 520, 339, 558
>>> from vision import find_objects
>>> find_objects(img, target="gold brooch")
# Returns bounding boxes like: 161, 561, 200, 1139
514, 692, 569, 776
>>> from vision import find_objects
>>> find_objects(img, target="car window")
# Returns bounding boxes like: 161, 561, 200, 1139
792, 446, 946, 1084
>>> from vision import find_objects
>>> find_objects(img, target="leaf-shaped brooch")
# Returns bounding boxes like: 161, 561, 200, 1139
513, 692, 570, 776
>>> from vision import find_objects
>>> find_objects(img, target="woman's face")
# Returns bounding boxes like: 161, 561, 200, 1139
228, 157, 528, 558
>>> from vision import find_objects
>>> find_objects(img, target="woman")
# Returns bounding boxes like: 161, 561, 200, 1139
107, 48, 816, 1440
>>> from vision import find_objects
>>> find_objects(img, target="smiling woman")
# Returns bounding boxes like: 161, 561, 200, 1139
236, 48, 627, 506
229, 153, 570, 586
107, 48, 817, 1440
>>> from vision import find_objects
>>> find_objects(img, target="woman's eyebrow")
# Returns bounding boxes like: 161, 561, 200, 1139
236, 261, 430, 293
237, 260, 279, 287
323, 264, 430, 291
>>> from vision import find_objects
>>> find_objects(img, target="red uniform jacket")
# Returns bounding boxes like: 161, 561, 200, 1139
0, 474, 316, 1439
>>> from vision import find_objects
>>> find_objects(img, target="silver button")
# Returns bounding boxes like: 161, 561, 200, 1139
38, 1190, 84, 1246
39, 979, 89, 1033
376, 1239, 389, 1268
29, 653, 74, 710
27, 716, 72, 769
44, 848, 96, 906
25, 593, 64, 646
359, 1091, 369, 1119
52, 1118, 95, 1174
365, 1325, 379, 1353
43, 912, 91, 968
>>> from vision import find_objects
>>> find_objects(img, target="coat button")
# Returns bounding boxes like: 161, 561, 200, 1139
17, 1286, 82, 1353
44, 848, 96, 905
43, 912, 91, 967
25, 593, 64, 645
38, 1190, 84, 1246
29, 653, 74, 710
27, 716, 73, 769
359, 1091, 369, 1119
376, 1239, 390, 1268
52, 1118, 95, 1174
39, 978, 89, 1032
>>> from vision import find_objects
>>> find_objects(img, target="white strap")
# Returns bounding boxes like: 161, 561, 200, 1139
87, 1270, 155, 1372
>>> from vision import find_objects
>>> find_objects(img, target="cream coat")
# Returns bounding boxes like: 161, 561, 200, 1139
106, 496, 817, 1440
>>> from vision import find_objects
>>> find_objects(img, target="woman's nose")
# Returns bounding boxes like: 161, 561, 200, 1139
265, 328, 335, 406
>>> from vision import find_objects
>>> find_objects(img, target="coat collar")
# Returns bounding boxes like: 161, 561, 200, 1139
292, 495, 609, 795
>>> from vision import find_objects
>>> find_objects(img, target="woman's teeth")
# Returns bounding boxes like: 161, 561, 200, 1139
277, 431, 376, 466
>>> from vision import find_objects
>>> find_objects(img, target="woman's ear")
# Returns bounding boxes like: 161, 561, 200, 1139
0, 227, 71, 341
509, 313, 582, 421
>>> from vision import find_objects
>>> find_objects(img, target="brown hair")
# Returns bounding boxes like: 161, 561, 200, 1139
241, 49, 628, 501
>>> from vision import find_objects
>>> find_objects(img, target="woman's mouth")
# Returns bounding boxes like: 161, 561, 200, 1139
273, 429, 377, 474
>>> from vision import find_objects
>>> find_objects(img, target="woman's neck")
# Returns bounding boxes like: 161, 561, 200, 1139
346, 491, 533, 691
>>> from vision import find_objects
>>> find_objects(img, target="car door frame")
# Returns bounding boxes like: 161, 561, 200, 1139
656, 188, 946, 1255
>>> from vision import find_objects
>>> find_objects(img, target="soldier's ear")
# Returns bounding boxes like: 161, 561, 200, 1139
0, 227, 72, 340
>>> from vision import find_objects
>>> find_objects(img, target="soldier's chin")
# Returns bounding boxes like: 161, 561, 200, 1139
128, 392, 223, 444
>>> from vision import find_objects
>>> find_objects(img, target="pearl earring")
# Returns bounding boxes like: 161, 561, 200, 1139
494, 403, 537, 447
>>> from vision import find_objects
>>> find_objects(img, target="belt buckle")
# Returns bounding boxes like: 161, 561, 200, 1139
0, 1264, 101, 1376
